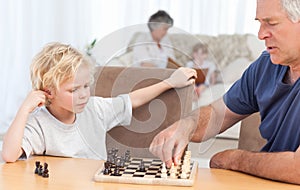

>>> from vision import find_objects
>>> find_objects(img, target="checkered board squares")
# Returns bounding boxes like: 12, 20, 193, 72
94, 157, 198, 186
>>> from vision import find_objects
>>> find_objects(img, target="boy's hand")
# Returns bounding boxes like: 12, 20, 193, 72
164, 67, 197, 88
20, 90, 48, 113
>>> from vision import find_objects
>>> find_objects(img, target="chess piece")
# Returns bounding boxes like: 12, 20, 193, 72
169, 163, 177, 179
139, 161, 146, 172
116, 157, 121, 167
103, 168, 110, 175
180, 171, 187, 179
161, 163, 167, 179
113, 166, 121, 176
103, 161, 111, 175
35, 161, 40, 174
180, 165, 187, 179
124, 150, 131, 162
42, 163, 49, 178
119, 157, 125, 168
38, 165, 43, 176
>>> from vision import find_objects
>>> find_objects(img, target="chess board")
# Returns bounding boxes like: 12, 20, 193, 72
94, 157, 198, 186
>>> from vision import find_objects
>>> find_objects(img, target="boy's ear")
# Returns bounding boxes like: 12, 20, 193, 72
43, 88, 54, 99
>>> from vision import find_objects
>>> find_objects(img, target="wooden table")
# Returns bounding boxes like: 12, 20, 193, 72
0, 155, 299, 190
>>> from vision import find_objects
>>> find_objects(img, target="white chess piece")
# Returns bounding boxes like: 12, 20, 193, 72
169, 163, 177, 179
180, 171, 187, 179
161, 162, 168, 178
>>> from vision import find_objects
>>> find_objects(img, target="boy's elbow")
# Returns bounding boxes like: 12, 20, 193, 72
1, 150, 18, 163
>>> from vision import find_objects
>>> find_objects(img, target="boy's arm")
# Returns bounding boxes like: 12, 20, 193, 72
1, 90, 47, 162
129, 67, 196, 109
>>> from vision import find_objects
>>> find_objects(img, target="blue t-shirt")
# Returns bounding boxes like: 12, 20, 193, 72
224, 51, 300, 152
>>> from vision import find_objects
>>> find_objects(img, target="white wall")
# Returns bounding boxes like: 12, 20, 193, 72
0, 0, 259, 134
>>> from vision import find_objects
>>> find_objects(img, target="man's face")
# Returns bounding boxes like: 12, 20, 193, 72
256, 0, 300, 67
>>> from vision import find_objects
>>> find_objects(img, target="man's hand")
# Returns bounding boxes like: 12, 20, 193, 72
149, 117, 196, 168
210, 149, 242, 170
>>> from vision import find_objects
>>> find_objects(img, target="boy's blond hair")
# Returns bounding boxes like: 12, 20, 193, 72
30, 42, 94, 91
192, 43, 208, 55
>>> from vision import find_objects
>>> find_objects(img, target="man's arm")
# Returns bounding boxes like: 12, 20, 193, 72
150, 98, 248, 167
129, 67, 196, 109
210, 147, 300, 185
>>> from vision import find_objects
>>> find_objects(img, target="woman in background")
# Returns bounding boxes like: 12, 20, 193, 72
133, 10, 176, 68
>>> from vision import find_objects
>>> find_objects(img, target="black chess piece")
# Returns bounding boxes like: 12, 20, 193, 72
104, 161, 112, 175
124, 150, 131, 162
35, 161, 40, 174
42, 162, 49, 178
119, 157, 125, 168
113, 166, 121, 176
103, 168, 110, 175
38, 165, 43, 176
139, 161, 146, 172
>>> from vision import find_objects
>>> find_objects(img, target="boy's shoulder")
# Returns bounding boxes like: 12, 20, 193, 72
30, 106, 46, 116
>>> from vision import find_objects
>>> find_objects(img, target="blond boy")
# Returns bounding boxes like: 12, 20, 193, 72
1, 42, 196, 162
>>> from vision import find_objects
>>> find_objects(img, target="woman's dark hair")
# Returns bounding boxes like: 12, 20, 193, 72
147, 10, 173, 31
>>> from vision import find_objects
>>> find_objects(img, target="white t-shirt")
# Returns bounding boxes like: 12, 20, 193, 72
21, 95, 132, 160
132, 33, 175, 68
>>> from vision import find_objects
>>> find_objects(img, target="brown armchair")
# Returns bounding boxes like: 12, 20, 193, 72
91, 66, 194, 158
238, 112, 266, 151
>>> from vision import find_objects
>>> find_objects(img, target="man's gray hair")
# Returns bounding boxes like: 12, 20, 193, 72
281, 0, 300, 22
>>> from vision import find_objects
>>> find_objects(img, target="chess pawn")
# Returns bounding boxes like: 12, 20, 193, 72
103, 168, 110, 175
170, 171, 176, 179
125, 150, 131, 162
180, 165, 188, 179
161, 163, 167, 173
139, 161, 146, 172
35, 161, 40, 174
113, 166, 121, 176
180, 171, 187, 179
169, 163, 177, 179
161, 163, 168, 179
38, 165, 43, 176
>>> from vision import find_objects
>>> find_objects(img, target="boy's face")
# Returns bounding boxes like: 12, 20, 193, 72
51, 64, 91, 114
193, 49, 208, 62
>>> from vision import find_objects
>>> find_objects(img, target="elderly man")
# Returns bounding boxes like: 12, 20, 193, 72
150, 0, 300, 185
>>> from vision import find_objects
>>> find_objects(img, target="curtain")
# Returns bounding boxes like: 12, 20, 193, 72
0, 0, 257, 134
